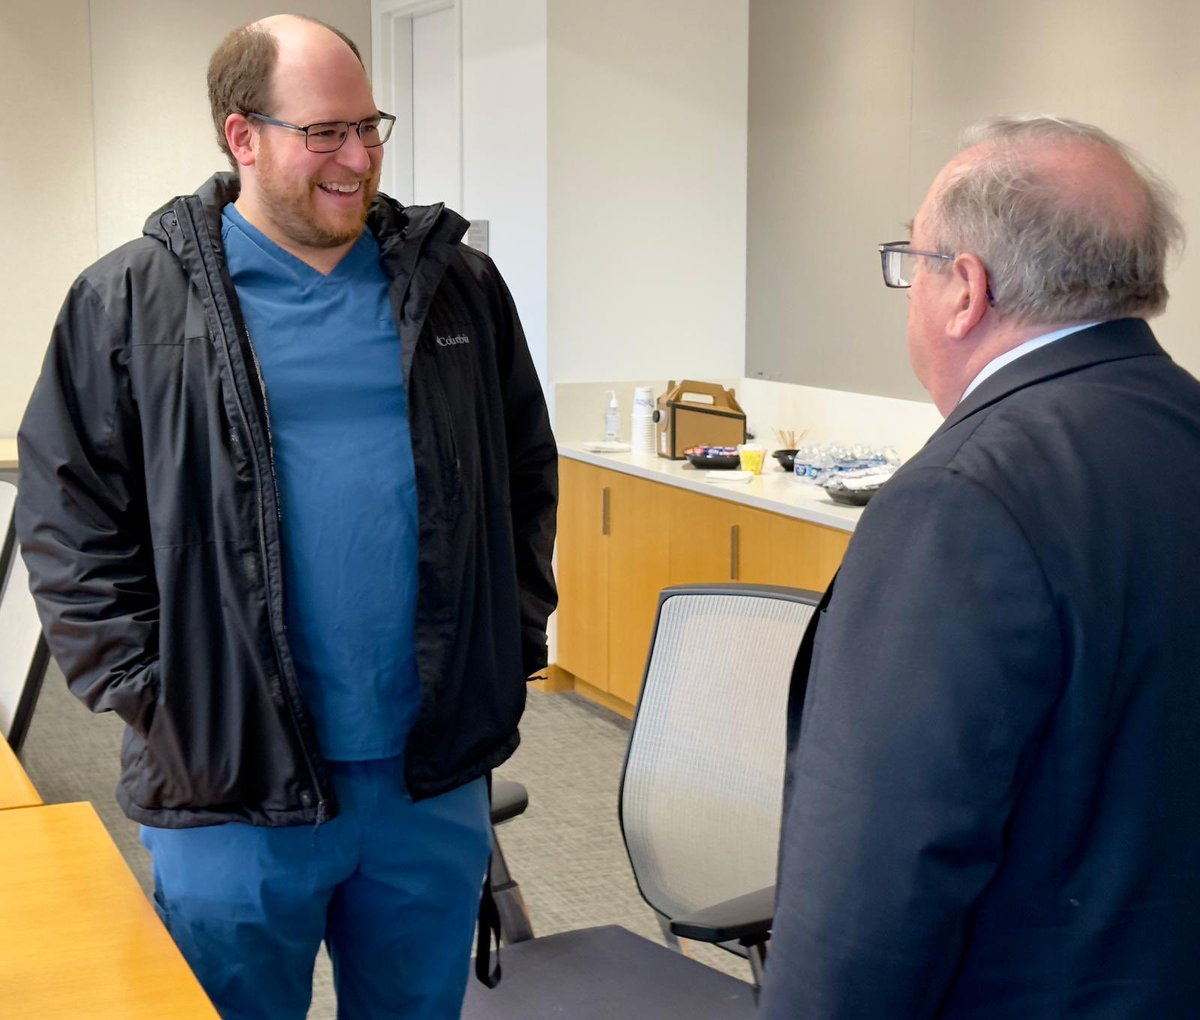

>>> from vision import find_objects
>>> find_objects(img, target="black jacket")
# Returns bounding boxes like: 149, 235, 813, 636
16, 173, 557, 828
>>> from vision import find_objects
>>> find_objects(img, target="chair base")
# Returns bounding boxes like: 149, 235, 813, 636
462, 924, 756, 1019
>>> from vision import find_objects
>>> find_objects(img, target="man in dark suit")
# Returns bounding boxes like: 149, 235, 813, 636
761, 116, 1200, 1017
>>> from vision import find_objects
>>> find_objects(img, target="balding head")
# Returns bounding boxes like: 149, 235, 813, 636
922, 116, 1183, 327
207, 14, 364, 168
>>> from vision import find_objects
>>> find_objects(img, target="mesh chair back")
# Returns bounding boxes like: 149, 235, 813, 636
0, 480, 49, 749
619, 584, 818, 922
0, 481, 14, 582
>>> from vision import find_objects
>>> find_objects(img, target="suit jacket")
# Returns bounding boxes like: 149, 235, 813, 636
762, 319, 1200, 1018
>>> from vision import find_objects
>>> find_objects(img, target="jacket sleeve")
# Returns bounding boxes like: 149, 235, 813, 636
760, 465, 1062, 1018
490, 267, 558, 678
15, 275, 161, 737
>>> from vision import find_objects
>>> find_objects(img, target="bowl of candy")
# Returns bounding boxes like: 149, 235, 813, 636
684, 445, 741, 469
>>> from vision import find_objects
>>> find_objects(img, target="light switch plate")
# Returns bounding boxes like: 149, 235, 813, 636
467, 219, 489, 254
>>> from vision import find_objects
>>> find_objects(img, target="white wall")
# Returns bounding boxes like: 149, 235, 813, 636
89, 1, 371, 256
6, 1, 750, 439
547, 0, 749, 386
0, 1, 372, 437
460, 0, 549, 389
0, 1, 97, 437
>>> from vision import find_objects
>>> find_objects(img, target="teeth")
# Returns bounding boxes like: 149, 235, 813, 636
319, 182, 360, 193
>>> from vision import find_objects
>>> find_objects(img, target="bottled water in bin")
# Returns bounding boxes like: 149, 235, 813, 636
795, 443, 900, 482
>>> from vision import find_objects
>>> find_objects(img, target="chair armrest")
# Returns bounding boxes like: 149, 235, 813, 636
490, 779, 529, 825
668, 885, 774, 945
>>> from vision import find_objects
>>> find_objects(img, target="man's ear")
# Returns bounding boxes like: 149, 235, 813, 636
225, 113, 257, 168
945, 252, 991, 339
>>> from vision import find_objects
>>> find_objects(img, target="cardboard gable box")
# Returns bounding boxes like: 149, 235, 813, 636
655, 380, 747, 459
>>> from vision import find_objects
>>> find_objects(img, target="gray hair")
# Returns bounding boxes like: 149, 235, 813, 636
927, 115, 1183, 326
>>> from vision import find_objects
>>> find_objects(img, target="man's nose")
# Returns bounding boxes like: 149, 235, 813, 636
336, 130, 373, 172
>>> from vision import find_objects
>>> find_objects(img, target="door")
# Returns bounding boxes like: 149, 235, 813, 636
371, 1, 461, 207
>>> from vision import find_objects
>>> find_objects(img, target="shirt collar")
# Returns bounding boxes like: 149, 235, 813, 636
958, 322, 1101, 405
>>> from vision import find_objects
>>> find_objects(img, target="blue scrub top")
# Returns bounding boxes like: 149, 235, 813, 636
222, 205, 421, 761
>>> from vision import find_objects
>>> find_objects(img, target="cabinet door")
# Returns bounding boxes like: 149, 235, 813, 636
606, 473, 673, 705
666, 487, 754, 585
667, 487, 851, 591
556, 459, 610, 686
738, 509, 850, 591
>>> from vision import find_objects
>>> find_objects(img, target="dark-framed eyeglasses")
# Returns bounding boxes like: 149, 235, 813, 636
245, 111, 397, 153
878, 241, 954, 288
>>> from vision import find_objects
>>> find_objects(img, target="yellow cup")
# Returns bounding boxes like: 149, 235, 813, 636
737, 444, 766, 475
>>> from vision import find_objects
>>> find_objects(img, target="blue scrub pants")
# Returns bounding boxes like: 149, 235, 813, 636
141, 759, 491, 1020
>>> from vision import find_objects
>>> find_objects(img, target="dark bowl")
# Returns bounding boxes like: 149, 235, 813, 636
684, 446, 741, 469
772, 449, 798, 472
823, 485, 879, 506
821, 474, 891, 506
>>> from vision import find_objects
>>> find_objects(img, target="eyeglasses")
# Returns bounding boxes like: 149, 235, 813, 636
246, 111, 397, 153
878, 241, 954, 288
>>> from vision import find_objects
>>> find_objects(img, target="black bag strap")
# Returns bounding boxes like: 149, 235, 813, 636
474, 771, 503, 988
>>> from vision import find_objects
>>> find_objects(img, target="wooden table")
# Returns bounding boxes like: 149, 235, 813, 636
0, 437, 16, 471
0, 734, 41, 809
0, 801, 219, 1017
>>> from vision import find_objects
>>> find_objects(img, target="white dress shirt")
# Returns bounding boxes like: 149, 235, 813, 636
958, 322, 1101, 405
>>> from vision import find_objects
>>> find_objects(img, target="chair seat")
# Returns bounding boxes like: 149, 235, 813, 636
462, 924, 757, 1019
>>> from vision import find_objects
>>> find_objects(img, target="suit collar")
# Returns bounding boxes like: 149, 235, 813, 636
931, 318, 1166, 440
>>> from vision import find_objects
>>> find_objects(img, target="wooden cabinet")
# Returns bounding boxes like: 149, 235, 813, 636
555, 458, 611, 687
555, 458, 851, 714
556, 459, 672, 708
666, 487, 848, 591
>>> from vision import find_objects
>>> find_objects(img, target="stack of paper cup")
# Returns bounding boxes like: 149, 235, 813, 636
631, 386, 657, 456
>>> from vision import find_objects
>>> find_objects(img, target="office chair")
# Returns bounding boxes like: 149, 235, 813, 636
489, 778, 534, 944
464, 583, 821, 1019
0, 480, 51, 754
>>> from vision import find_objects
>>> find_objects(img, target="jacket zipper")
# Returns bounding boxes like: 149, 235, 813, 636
242, 327, 328, 822
244, 330, 283, 523
177, 195, 327, 822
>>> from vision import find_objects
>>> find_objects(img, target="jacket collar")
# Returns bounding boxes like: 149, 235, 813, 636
142, 171, 469, 265
931, 318, 1167, 441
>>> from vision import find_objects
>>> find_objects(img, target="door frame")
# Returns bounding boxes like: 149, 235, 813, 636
370, 0, 462, 206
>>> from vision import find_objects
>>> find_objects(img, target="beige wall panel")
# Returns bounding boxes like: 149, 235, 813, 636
90, 0, 372, 256
746, 0, 919, 398
548, 0, 749, 384
0, 0, 97, 436
908, 0, 1200, 377
748, 0, 1200, 398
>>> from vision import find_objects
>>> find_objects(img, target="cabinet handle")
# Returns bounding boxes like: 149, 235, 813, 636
602, 486, 611, 536
730, 523, 739, 580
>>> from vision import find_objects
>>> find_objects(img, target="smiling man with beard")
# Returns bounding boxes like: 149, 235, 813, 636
15, 14, 557, 1020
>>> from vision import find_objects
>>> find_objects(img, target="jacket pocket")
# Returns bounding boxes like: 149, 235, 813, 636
424, 361, 464, 509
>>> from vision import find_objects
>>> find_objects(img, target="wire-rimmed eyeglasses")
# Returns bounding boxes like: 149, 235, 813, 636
246, 111, 397, 153
878, 241, 954, 288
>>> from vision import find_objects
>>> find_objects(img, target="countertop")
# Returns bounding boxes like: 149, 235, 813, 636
559, 443, 862, 533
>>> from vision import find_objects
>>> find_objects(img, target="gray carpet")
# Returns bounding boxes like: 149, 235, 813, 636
20, 665, 747, 1018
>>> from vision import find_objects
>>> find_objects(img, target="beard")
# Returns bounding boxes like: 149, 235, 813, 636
254, 142, 378, 251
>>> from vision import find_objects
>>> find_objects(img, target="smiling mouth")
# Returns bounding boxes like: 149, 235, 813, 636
318, 182, 362, 195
